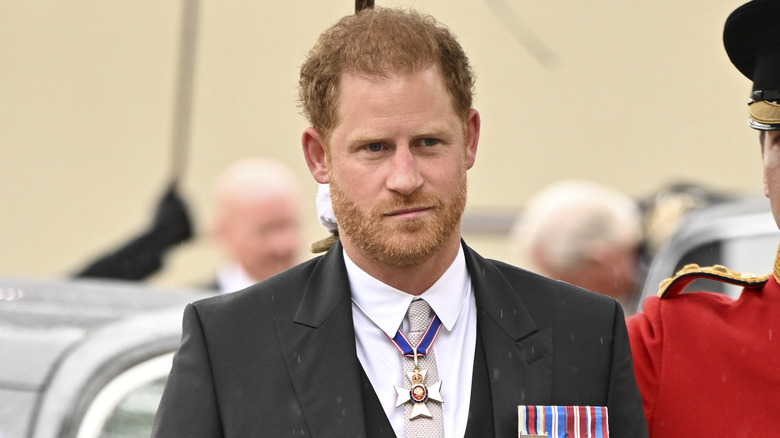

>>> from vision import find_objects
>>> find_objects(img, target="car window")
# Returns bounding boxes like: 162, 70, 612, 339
98, 376, 167, 437
76, 353, 173, 438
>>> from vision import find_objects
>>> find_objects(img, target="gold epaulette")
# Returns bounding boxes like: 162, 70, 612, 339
658, 264, 770, 298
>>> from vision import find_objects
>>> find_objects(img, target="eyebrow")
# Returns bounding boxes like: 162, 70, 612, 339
348, 125, 454, 144
345, 134, 388, 150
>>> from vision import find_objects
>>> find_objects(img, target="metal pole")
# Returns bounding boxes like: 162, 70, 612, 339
169, 0, 201, 187
355, 0, 374, 13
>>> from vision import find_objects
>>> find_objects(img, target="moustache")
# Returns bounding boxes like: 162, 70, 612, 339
378, 193, 442, 214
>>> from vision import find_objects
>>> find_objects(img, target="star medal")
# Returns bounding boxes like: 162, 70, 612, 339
389, 313, 444, 419
393, 354, 444, 419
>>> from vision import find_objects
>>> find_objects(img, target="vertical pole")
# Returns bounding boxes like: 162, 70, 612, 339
169, 0, 201, 187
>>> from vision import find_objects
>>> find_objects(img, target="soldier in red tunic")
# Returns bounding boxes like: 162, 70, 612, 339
627, 1, 780, 436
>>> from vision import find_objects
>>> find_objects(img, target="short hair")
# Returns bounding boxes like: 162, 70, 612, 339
211, 157, 301, 226
298, 7, 475, 142
511, 180, 642, 273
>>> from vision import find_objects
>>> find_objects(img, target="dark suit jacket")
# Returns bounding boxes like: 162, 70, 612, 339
152, 241, 647, 437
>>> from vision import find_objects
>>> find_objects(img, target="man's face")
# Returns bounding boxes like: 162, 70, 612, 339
324, 66, 478, 266
222, 194, 301, 281
592, 240, 640, 301
763, 130, 780, 228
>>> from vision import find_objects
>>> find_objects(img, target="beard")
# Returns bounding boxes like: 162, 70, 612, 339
329, 175, 467, 267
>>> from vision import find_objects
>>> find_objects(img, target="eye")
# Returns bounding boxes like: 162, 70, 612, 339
422, 138, 438, 146
366, 142, 383, 152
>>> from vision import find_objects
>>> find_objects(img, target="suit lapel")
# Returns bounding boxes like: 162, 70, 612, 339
464, 244, 554, 437
272, 241, 553, 437
274, 243, 370, 437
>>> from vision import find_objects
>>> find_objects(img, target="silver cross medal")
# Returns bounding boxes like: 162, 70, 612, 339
393, 348, 443, 419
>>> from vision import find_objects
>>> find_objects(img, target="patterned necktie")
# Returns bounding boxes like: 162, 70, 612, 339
403, 299, 444, 437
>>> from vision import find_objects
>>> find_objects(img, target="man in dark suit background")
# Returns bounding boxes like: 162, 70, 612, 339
152, 7, 647, 437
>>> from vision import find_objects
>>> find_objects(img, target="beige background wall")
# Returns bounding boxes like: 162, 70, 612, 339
0, 0, 761, 288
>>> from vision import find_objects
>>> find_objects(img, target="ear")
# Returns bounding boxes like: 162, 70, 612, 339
761, 133, 770, 199
464, 109, 480, 170
302, 127, 330, 184
585, 246, 608, 267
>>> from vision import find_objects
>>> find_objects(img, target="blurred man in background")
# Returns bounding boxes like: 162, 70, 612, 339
209, 157, 303, 293
511, 180, 643, 313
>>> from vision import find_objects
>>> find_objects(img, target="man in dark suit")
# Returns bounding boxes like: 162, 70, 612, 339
152, 7, 647, 437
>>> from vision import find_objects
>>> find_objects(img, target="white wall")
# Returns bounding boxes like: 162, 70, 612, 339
0, 0, 761, 287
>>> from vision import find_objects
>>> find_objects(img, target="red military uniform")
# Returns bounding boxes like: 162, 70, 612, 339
631, 0, 780, 433
627, 249, 780, 437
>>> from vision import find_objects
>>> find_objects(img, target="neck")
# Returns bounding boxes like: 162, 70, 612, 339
342, 237, 462, 295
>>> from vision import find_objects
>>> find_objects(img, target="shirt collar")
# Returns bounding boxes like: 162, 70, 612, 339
216, 263, 257, 294
346, 245, 471, 337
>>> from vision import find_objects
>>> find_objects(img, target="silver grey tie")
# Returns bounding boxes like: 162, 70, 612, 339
403, 299, 444, 437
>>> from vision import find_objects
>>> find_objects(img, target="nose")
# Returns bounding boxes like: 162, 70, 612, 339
386, 146, 423, 196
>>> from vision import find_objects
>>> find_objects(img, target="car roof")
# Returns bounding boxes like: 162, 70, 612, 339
0, 276, 212, 438
0, 276, 210, 389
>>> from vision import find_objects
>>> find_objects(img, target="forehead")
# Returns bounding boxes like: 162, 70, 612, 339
334, 66, 458, 129
339, 64, 447, 99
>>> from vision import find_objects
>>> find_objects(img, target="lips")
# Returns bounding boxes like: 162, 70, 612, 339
385, 206, 431, 218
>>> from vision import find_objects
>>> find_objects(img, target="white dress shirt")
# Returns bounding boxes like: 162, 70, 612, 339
346, 245, 477, 438
216, 263, 257, 294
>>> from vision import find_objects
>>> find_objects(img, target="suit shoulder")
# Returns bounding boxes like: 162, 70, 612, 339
192, 256, 323, 317
486, 257, 620, 325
